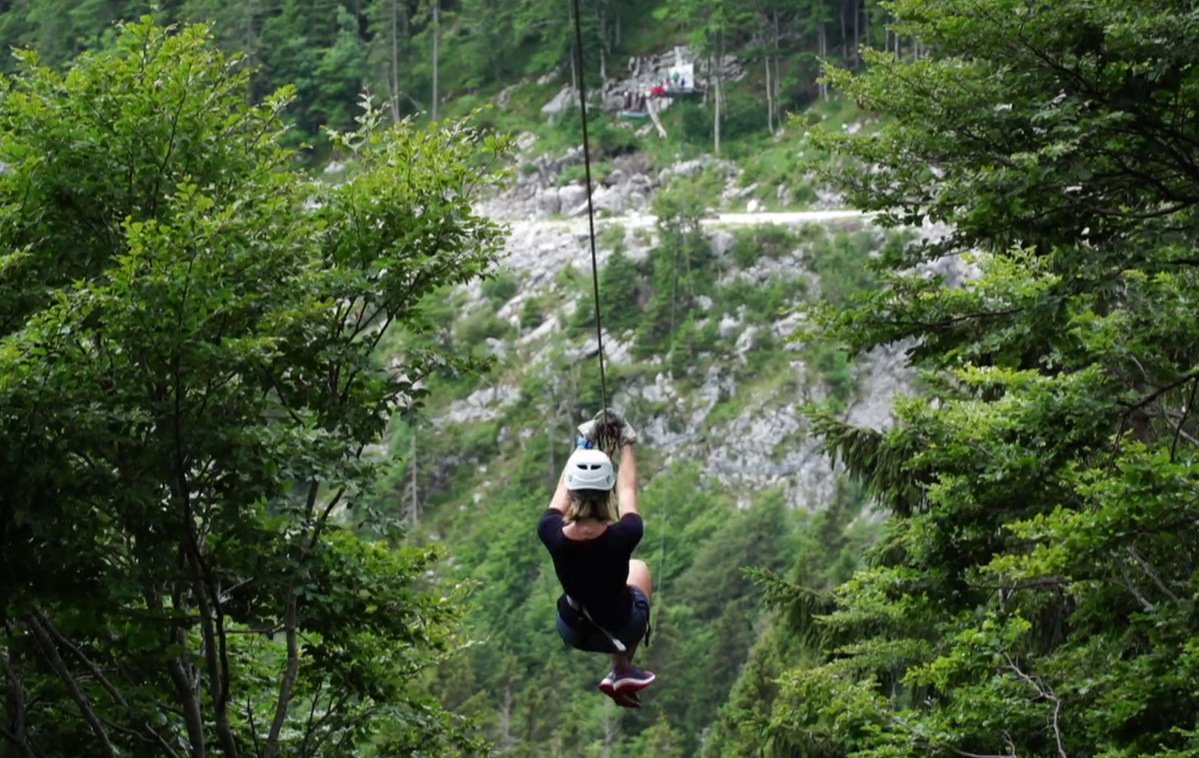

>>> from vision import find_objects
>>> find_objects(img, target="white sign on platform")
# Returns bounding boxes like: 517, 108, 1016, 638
667, 63, 694, 88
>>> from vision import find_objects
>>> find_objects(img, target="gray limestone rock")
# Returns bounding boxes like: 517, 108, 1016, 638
557, 184, 588, 210
535, 187, 561, 216
541, 87, 575, 116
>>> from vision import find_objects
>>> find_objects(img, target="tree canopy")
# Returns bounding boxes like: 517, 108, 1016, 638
711, 0, 1199, 754
0, 18, 509, 758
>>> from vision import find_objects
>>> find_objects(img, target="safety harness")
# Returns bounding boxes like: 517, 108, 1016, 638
565, 595, 628, 653
564, 590, 652, 653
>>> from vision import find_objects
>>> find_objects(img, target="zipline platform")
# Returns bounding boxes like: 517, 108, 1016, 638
662, 88, 704, 99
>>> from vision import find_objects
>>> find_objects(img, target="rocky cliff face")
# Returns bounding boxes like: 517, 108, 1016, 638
408, 146, 965, 514
476, 149, 846, 227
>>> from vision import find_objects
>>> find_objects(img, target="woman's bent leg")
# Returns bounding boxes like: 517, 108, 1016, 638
611, 559, 654, 669
627, 559, 653, 604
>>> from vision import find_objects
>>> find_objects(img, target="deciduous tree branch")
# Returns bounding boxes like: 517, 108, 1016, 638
1126, 547, 1181, 604
0, 650, 34, 758
23, 616, 116, 758
1169, 376, 1199, 460
1116, 368, 1199, 413
952, 749, 1018, 758
893, 713, 1020, 758
31, 609, 182, 758
1114, 557, 1154, 611
246, 696, 262, 758
1004, 654, 1068, 758
0, 723, 38, 758
299, 680, 324, 757
183, 543, 240, 758
262, 590, 299, 758
156, 583, 206, 758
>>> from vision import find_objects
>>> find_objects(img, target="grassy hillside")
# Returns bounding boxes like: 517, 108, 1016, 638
463, 82, 871, 214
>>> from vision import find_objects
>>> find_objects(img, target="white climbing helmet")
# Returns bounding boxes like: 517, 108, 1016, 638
565, 448, 616, 492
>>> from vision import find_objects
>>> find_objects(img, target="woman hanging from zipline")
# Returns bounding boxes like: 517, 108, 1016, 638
537, 409, 656, 709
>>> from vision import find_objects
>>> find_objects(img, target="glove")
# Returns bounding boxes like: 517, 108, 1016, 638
577, 418, 602, 447
577, 409, 638, 451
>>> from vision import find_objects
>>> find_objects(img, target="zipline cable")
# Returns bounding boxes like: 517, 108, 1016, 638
569, 0, 664, 647
568, 0, 609, 423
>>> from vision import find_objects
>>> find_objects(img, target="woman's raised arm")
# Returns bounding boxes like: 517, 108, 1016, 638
616, 444, 638, 518
548, 464, 570, 513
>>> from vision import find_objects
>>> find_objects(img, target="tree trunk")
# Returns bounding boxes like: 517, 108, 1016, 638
499, 685, 514, 750
431, 0, 440, 120
853, 0, 860, 68
817, 0, 828, 99
703, 50, 711, 106
390, 0, 401, 121
601, 708, 619, 758
764, 49, 773, 133
25, 617, 118, 758
598, 13, 607, 85
408, 431, 418, 525
840, 0, 847, 61
1, 651, 29, 758
245, 0, 255, 101
263, 592, 299, 758
567, 0, 578, 92
713, 30, 723, 155
548, 399, 557, 487
245, 0, 254, 59
773, 8, 782, 125
864, 4, 870, 53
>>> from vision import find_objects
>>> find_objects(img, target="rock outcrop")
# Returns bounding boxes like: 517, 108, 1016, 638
434, 205, 971, 512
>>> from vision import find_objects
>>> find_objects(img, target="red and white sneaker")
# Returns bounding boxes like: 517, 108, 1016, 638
599, 683, 642, 709
599, 665, 656, 696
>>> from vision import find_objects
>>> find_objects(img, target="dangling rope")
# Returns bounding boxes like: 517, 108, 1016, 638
568, 0, 609, 423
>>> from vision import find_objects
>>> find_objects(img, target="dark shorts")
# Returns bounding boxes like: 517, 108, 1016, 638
556, 586, 651, 654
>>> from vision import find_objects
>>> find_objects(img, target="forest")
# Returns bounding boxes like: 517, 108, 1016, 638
0, 0, 904, 155
3, 0, 1199, 757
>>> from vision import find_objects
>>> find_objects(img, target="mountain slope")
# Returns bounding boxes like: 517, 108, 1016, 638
369, 167, 939, 754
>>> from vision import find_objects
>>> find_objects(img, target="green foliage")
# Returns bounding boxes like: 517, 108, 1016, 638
482, 270, 520, 307
738, 138, 822, 208
678, 88, 768, 150
729, 224, 797, 268
0, 20, 508, 757
803, 227, 889, 307
808, 340, 855, 413
598, 248, 644, 333
556, 104, 640, 158
520, 294, 547, 330
458, 306, 515, 344
708, 494, 879, 755
718, 0, 1199, 755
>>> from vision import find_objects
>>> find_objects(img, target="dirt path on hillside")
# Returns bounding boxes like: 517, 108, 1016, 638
503, 208, 870, 232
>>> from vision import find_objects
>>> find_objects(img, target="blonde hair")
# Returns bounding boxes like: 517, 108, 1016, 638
565, 489, 616, 524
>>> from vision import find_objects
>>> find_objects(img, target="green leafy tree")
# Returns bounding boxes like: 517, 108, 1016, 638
640, 711, 685, 758
0, 19, 509, 758
742, 0, 1199, 755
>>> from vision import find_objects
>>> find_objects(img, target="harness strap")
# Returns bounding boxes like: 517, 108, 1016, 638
565, 595, 628, 653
